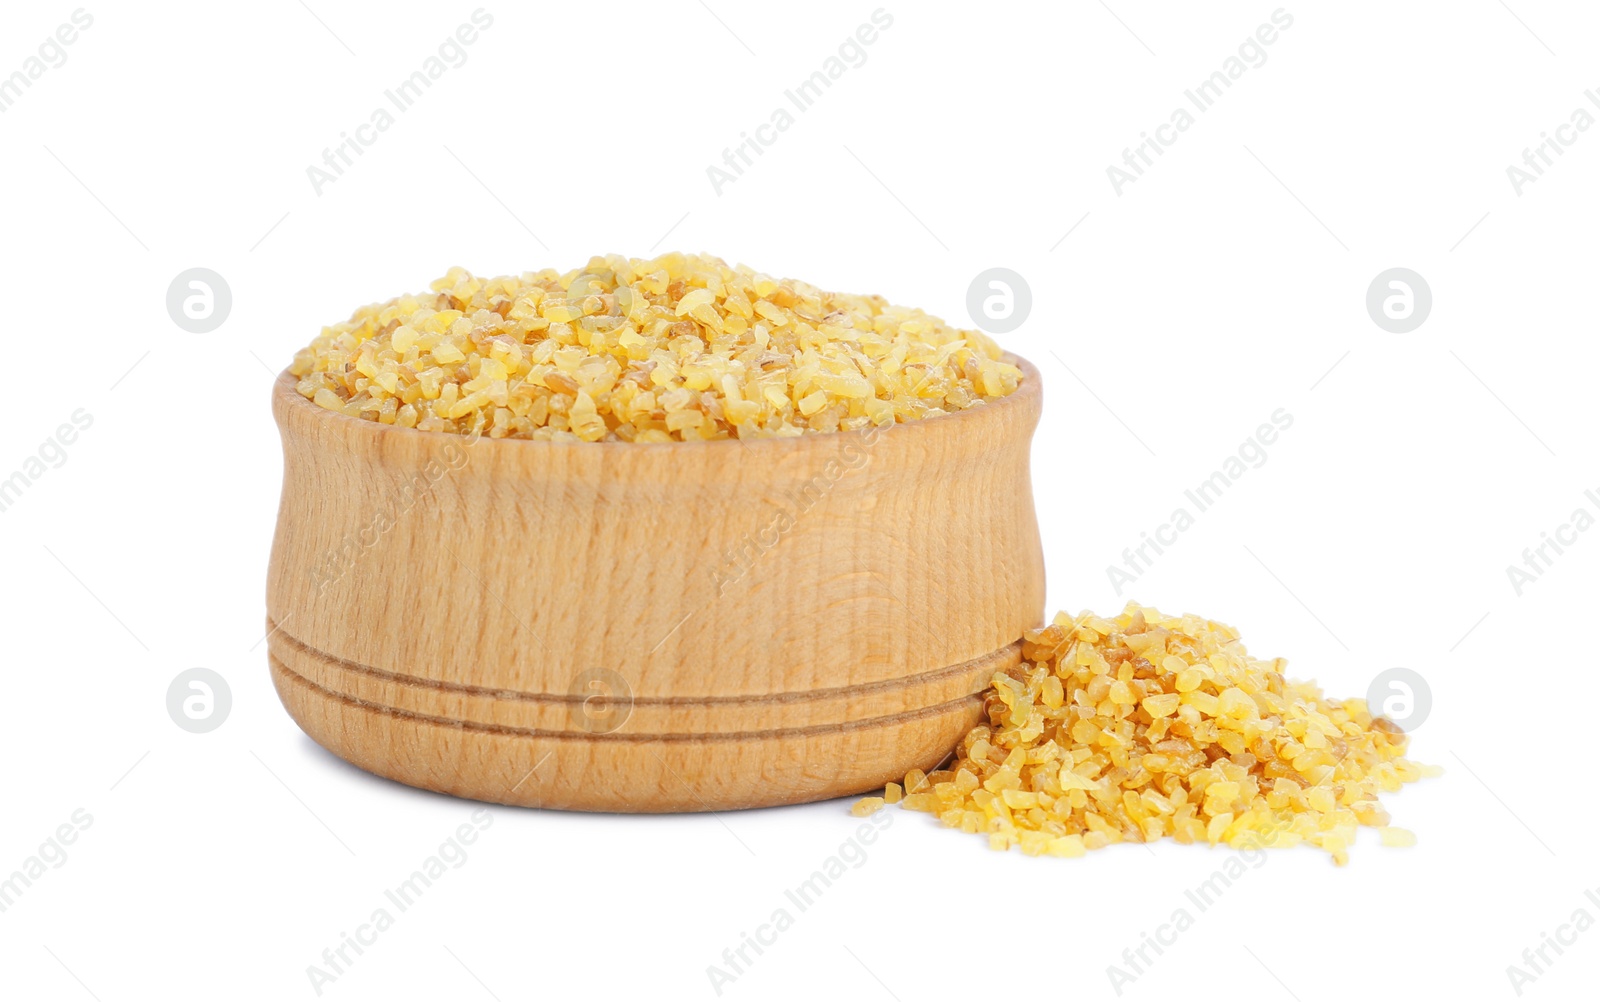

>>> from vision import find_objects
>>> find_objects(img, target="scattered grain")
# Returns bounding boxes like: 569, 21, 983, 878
875, 603, 1435, 864
850, 796, 886, 817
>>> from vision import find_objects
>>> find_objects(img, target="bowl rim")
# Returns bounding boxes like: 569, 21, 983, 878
273, 351, 1041, 454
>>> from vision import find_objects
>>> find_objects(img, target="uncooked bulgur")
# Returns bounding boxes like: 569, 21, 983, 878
857, 603, 1438, 864
290, 253, 1022, 441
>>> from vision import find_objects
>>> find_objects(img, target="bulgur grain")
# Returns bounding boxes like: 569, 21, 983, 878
864, 603, 1439, 864
290, 254, 1022, 442
850, 797, 886, 817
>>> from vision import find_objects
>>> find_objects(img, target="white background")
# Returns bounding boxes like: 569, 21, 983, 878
1, 1, 1594, 999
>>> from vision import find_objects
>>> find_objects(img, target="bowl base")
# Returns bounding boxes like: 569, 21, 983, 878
267, 636, 1016, 812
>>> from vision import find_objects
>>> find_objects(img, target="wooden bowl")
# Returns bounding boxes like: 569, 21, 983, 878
266, 355, 1044, 811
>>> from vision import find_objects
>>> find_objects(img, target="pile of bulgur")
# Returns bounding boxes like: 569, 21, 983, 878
855, 603, 1436, 864
290, 253, 1022, 441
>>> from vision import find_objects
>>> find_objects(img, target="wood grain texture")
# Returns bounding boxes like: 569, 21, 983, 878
266, 354, 1044, 811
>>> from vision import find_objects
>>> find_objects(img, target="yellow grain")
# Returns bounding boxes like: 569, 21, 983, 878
291, 254, 1021, 441
850, 796, 885, 817
868, 602, 1432, 863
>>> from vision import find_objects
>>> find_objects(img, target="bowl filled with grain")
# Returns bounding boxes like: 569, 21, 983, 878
266, 253, 1044, 811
